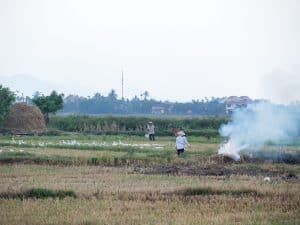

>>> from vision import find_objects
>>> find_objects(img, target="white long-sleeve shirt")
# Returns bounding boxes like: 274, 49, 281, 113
147, 124, 155, 134
175, 135, 189, 150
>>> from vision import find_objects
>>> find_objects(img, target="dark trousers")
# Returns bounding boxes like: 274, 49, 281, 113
149, 134, 155, 141
177, 148, 184, 156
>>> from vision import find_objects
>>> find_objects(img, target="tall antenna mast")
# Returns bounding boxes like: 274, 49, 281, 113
121, 70, 124, 100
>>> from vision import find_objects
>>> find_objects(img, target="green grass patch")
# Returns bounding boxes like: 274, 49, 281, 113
0, 151, 78, 165
0, 188, 77, 200
179, 187, 262, 197
0, 150, 174, 166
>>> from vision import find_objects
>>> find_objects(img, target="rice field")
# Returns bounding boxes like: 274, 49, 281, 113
0, 135, 299, 225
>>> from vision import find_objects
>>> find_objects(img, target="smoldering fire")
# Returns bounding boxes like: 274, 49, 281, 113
218, 102, 300, 161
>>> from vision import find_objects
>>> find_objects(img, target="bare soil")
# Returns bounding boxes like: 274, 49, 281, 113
133, 163, 299, 182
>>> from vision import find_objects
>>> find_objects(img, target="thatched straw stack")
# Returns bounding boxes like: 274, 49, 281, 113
1, 103, 46, 134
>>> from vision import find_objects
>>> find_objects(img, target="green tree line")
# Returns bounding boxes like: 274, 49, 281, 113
61, 90, 226, 115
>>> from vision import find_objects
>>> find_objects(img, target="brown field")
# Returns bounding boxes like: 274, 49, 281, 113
0, 135, 299, 225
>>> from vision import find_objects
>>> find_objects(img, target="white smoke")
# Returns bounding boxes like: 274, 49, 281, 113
218, 102, 300, 160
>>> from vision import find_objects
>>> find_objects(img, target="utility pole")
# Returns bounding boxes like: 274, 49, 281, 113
121, 70, 124, 100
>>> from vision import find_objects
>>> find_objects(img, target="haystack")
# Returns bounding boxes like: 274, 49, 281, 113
1, 103, 47, 134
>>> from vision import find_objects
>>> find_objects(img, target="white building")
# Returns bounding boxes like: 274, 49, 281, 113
225, 96, 253, 114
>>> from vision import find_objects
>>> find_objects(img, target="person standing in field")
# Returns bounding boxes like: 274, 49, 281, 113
147, 121, 155, 141
175, 130, 190, 156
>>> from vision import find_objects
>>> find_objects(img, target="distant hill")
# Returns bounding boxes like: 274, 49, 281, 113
0, 74, 57, 97
0, 74, 92, 98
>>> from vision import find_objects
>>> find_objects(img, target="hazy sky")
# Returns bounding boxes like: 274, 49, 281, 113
0, 0, 299, 103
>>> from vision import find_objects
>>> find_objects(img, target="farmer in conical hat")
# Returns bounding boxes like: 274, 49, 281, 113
175, 130, 190, 156
147, 121, 155, 141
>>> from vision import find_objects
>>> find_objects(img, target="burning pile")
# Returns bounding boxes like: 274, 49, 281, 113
218, 102, 300, 162
218, 139, 248, 161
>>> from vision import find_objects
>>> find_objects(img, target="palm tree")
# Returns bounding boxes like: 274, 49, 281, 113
108, 89, 117, 101
141, 90, 149, 100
